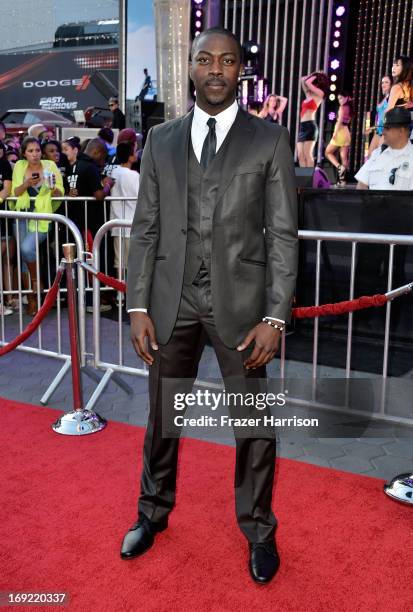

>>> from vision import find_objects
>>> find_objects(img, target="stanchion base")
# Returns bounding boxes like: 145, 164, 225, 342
383, 473, 413, 505
52, 410, 107, 435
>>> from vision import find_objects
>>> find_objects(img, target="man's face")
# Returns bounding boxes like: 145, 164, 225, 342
383, 125, 409, 148
109, 101, 118, 112
189, 33, 241, 113
0, 127, 5, 141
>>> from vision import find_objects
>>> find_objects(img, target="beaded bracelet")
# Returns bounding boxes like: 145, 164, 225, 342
262, 318, 285, 332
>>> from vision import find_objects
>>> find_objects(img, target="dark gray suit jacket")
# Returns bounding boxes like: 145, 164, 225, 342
127, 107, 298, 347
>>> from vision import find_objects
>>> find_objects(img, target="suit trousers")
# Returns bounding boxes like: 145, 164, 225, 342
138, 270, 277, 543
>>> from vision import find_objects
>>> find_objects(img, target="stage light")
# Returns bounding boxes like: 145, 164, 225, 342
334, 30, 341, 37
195, 31, 200, 36
250, 44, 259, 54
329, 94, 336, 101
333, 41, 340, 48
331, 59, 340, 70
257, 78, 264, 103
196, 10, 202, 17
331, 74, 337, 81
330, 84, 336, 91
335, 20, 341, 27
195, 20, 201, 28
193, 0, 204, 4
328, 111, 336, 121
242, 79, 248, 106
336, 6, 345, 16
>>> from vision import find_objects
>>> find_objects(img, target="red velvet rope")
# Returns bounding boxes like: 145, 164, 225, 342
292, 293, 388, 318
96, 271, 127, 293
0, 267, 64, 356
92, 267, 389, 320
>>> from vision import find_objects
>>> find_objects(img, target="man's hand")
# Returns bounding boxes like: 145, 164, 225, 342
130, 311, 158, 365
237, 322, 281, 369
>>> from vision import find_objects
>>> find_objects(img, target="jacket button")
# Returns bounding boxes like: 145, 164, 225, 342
181, 229, 187, 235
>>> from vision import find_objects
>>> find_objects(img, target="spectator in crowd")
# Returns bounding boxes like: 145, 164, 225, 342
0, 141, 14, 315
110, 141, 139, 281
9, 137, 63, 315
4, 135, 21, 151
41, 139, 68, 180
109, 97, 125, 130
6, 146, 19, 168
98, 127, 116, 157
138, 68, 152, 100
355, 108, 413, 190
103, 128, 140, 177
27, 124, 53, 142
0, 142, 12, 203
258, 93, 288, 124
61, 137, 113, 312
0, 121, 6, 142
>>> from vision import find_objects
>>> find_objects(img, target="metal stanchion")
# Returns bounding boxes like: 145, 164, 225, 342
52, 244, 107, 435
384, 474, 413, 505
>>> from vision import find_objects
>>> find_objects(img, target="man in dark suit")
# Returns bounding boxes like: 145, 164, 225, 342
121, 27, 298, 584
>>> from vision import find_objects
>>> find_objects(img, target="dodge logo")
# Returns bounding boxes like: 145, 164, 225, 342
23, 79, 83, 88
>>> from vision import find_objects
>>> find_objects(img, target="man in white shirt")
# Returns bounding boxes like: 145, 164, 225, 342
110, 141, 139, 273
356, 108, 413, 190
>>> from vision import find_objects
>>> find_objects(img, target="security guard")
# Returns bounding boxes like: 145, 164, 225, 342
356, 107, 413, 190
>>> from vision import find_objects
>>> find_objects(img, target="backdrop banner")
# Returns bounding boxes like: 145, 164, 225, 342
0, 48, 118, 115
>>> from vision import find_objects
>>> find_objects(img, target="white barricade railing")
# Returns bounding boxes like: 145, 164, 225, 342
87, 220, 413, 425
0, 209, 87, 402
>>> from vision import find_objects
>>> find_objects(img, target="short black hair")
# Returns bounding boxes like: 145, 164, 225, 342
116, 141, 135, 164
98, 127, 114, 144
190, 27, 242, 62
41, 139, 61, 153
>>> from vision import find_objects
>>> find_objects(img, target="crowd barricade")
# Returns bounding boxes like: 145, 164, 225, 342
1, 196, 138, 405
2, 201, 413, 425
0, 206, 86, 402
86, 220, 413, 426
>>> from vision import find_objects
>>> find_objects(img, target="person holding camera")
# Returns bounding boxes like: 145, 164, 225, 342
9, 137, 63, 315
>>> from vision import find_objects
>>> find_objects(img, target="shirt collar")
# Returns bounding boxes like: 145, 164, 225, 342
385, 142, 413, 157
193, 100, 239, 131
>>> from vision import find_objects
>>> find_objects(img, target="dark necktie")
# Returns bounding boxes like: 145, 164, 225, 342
200, 117, 217, 170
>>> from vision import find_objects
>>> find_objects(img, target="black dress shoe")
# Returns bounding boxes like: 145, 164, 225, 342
249, 540, 280, 584
120, 515, 167, 560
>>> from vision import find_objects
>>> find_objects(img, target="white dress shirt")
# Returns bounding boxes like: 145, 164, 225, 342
129, 101, 284, 325
355, 142, 413, 189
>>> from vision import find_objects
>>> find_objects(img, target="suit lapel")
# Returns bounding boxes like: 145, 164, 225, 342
170, 110, 193, 221
215, 108, 256, 205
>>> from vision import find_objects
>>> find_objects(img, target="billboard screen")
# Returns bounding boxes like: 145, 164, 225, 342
0, 48, 118, 115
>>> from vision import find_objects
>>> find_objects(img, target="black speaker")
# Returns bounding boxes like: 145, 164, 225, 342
134, 100, 165, 141
294, 167, 314, 188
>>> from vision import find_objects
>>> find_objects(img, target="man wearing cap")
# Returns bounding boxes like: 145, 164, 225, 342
356, 107, 413, 189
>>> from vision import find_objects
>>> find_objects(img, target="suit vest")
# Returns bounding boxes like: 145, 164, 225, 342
183, 138, 229, 285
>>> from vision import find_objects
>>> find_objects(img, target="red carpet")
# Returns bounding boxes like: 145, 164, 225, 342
0, 398, 411, 612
